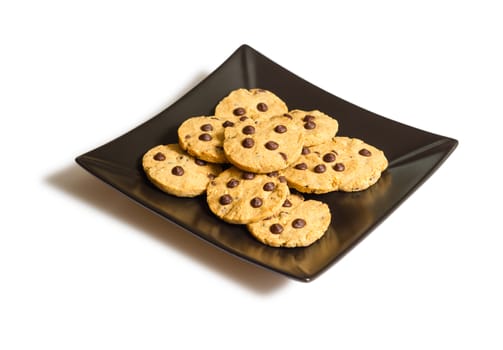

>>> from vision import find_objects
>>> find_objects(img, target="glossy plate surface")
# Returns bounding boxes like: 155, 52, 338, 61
76, 44, 457, 282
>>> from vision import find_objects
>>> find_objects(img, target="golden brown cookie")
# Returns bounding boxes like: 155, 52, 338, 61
206, 167, 289, 224
288, 109, 339, 146
247, 194, 331, 247
215, 88, 288, 121
223, 115, 304, 173
142, 144, 222, 197
178, 115, 235, 164
283, 136, 388, 193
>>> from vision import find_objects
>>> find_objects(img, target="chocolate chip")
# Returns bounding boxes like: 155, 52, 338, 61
171, 166, 184, 176
219, 194, 232, 205
314, 164, 326, 173
208, 174, 216, 180
250, 197, 263, 208
274, 125, 287, 133
265, 141, 279, 150
294, 163, 307, 170
301, 147, 310, 155
263, 182, 275, 191
257, 103, 268, 112
269, 223, 283, 234
195, 159, 207, 166
279, 152, 287, 160
199, 133, 212, 141
242, 125, 255, 135
304, 121, 316, 129
239, 116, 248, 121
283, 199, 292, 207
222, 120, 234, 128
278, 176, 287, 183
153, 152, 165, 161
200, 124, 213, 131
323, 153, 336, 162
233, 107, 246, 116
283, 113, 293, 119
242, 138, 254, 148
227, 179, 239, 188
292, 218, 306, 228
359, 148, 372, 157
242, 172, 256, 180
333, 163, 345, 172
267, 171, 278, 177
303, 115, 315, 122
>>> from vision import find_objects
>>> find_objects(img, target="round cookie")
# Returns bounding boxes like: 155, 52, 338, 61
178, 115, 234, 164
223, 115, 304, 173
206, 167, 289, 224
247, 194, 331, 248
215, 88, 288, 121
288, 109, 339, 146
283, 136, 388, 193
142, 144, 222, 197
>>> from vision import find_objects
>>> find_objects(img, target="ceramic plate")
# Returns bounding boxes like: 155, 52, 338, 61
76, 45, 457, 282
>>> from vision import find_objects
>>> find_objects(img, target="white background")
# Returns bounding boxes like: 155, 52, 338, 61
1, 1, 502, 349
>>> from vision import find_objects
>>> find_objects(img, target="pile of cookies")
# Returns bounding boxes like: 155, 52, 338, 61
142, 88, 388, 248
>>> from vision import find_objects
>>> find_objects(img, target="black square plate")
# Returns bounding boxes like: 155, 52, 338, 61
76, 44, 457, 282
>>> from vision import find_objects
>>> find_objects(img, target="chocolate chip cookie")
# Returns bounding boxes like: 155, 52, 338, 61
288, 109, 339, 146
142, 144, 222, 197
178, 115, 234, 164
283, 136, 388, 193
223, 115, 304, 173
206, 167, 289, 224
215, 88, 288, 121
247, 194, 331, 247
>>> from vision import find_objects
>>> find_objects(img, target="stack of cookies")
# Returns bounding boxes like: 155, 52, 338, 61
142, 88, 388, 248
